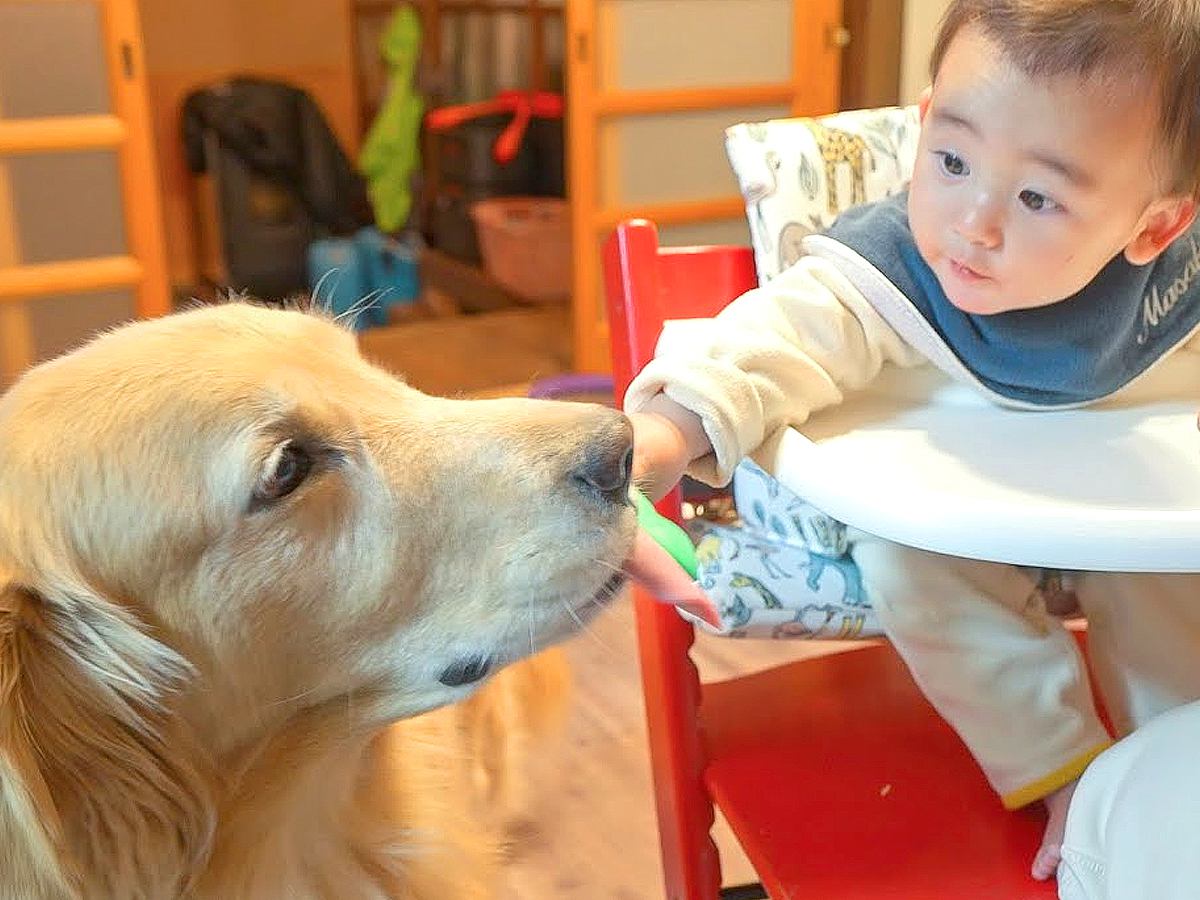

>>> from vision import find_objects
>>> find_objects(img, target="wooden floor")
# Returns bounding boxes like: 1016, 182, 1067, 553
498, 595, 856, 899
358, 305, 571, 397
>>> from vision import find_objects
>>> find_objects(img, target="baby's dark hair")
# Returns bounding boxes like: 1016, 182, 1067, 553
930, 0, 1200, 198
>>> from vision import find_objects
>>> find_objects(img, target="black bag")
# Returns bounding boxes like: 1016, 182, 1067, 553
182, 78, 372, 299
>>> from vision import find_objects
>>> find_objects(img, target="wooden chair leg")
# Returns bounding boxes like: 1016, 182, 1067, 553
633, 593, 723, 899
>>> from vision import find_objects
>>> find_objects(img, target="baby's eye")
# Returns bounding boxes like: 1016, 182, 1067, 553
1018, 189, 1061, 213
935, 151, 969, 177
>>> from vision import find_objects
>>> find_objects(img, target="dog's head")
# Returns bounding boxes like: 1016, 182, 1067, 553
0, 302, 634, 896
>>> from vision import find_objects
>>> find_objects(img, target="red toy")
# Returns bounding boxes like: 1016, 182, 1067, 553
425, 90, 563, 164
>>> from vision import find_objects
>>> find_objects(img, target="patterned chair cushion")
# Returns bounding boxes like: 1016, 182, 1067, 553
724, 105, 920, 283
684, 107, 921, 639
684, 462, 884, 640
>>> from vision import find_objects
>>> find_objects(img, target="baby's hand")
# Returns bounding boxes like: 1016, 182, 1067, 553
628, 411, 692, 501
627, 395, 711, 501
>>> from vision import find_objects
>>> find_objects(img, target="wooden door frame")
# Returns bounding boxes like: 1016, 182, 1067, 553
0, 0, 169, 327
566, 0, 845, 374
840, 0, 903, 109
0, 87, 32, 386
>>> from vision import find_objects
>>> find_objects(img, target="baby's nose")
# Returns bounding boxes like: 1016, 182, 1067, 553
957, 215, 1001, 248
956, 196, 1003, 248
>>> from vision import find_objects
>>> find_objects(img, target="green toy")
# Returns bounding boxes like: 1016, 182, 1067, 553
634, 489, 698, 580
359, 6, 423, 232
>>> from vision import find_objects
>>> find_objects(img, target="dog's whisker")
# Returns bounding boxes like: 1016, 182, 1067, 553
560, 598, 588, 632
590, 557, 625, 575
334, 294, 370, 326
335, 289, 388, 329
332, 291, 370, 324
590, 557, 641, 586
358, 288, 389, 322
328, 268, 353, 316
310, 266, 339, 312
560, 599, 617, 656
266, 683, 324, 708
590, 557, 642, 585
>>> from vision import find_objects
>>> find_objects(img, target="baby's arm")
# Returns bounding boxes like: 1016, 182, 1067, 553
625, 253, 925, 492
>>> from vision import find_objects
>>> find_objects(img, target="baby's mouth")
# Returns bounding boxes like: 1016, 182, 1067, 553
949, 258, 991, 282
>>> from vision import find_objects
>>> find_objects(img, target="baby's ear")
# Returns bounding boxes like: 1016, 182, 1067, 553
917, 85, 933, 122
1125, 196, 1197, 265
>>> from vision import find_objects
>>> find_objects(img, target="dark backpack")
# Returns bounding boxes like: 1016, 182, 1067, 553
182, 78, 371, 299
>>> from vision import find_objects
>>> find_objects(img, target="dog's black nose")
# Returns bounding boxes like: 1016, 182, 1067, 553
572, 416, 634, 506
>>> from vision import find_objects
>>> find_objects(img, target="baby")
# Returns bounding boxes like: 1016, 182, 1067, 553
627, 0, 1200, 881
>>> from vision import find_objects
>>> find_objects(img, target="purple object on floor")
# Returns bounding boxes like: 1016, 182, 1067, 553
526, 373, 615, 403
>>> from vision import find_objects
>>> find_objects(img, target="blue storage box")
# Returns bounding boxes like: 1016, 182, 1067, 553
307, 236, 371, 324
307, 228, 420, 330
356, 227, 420, 309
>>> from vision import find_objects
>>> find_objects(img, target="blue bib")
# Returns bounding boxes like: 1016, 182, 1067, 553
823, 191, 1200, 406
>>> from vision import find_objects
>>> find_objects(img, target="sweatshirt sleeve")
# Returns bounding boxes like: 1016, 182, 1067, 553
624, 253, 926, 485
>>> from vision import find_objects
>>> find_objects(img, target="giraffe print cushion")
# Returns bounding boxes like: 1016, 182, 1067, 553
724, 105, 920, 283
679, 460, 884, 639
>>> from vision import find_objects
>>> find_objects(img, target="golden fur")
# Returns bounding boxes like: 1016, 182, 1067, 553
0, 302, 635, 899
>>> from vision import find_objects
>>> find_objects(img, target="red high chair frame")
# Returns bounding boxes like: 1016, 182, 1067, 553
603, 219, 1060, 900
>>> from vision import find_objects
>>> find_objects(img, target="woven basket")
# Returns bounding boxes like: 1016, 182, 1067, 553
470, 197, 571, 304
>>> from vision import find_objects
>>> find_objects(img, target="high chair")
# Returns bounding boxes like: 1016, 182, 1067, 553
604, 106, 1200, 899
606, 218, 1061, 900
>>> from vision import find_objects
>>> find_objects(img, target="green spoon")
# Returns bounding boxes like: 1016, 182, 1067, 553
633, 489, 698, 580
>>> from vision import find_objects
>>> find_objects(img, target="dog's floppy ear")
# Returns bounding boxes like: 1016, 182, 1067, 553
0, 575, 215, 899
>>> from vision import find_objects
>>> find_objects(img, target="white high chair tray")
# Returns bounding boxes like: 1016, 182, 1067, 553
758, 355, 1200, 573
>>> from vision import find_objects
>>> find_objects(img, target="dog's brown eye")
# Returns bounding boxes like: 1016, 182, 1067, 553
254, 442, 313, 504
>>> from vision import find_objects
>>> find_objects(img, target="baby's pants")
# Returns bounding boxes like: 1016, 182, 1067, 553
849, 532, 1200, 807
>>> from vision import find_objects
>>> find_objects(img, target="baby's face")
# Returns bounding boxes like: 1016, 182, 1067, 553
908, 24, 1177, 315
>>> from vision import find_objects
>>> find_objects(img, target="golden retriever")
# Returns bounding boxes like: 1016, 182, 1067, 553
0, 301, 636, 899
